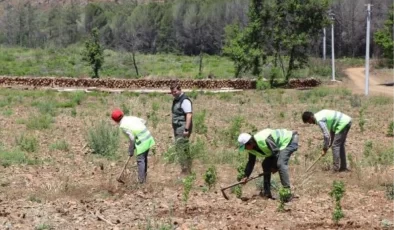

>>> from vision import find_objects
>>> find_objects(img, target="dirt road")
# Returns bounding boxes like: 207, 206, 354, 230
344, 67, 393, 97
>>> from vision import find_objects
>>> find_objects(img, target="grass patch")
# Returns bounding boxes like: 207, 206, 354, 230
50, 140, 70, 152
86, 120, 120, 159
0, 148, 38, 167
26, 114, 54, 130
15, 134, 38, 152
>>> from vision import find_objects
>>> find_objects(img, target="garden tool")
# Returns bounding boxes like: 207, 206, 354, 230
116, 156, 132, 184
220, 173, 264, 200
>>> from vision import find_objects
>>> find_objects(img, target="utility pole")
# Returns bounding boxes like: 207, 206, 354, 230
365, 4, 372, 96
329, 11, 335, 81
323, 28, 326, 60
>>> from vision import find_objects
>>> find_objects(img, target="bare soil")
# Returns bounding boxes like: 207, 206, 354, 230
0, 74, 393, 229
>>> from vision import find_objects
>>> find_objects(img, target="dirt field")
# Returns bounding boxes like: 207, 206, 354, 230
0, 71, 393, 229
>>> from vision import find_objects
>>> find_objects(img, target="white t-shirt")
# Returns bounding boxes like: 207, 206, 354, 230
181, 98, 192, 113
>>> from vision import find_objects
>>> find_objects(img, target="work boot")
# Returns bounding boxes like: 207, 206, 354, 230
259, 190, 276, 200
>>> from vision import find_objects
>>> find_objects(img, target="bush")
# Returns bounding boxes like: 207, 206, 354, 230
26, 114, 54, 130
204, 165, 217, 190
182, 172, 196, 203
387, 121, 394, 137
15, 134, 38, 153
223, 115, 244, 146
194, 110, 208, 134
329, 181, 345, 224
86, 120, 119, 158
50, 140, 70, 152
0, 148, 37, 167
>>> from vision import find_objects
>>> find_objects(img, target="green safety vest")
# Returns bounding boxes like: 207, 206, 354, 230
247, 129, 293, 158
314, 110, 351, 134
120, 116, 155, 155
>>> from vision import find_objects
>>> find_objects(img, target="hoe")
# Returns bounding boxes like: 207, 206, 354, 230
220, 174, 264, 200
116, 156, 132, 184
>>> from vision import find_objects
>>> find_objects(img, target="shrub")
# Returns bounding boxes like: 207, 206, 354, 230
385, 184, 394, 200
15, 134, 38, 153
223, 115, 244, 146
329, 180, 345, 224
182, 172, 196, 203
86, 120, 119, 158
277, 188, 292, 212
194, 110, 208, 134
387, 121, 394, 137
26, 114, 54, 130
349, 94, 362, 108
0, 148, 37, 167
204, 165, 217, 190
50, 140, 70, 152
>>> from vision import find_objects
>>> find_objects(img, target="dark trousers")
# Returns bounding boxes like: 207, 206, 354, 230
136, 150, 149, 183
262, 134, 299, 193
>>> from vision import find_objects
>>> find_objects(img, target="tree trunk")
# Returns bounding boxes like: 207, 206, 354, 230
286, 46, 295, 81
131, 50, 139, 77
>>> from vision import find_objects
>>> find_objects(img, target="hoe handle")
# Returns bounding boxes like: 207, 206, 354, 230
305, 152, 324, 173
117, 156, 132, 179
221, 173, 264, 191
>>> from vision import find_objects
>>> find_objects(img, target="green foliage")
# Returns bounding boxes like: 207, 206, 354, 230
82, 28, 104, 78
35, 223, 53, 230
148, 102, 160, 129
86, 120, 119, 158
231, 153, 247, 199
349, 94, 362, 108
387, 121, 394, 137
203, 165, 217, 190
277, 188, 292, 212
26, 114, 54, 130
256, 76, 270, 90
182, 172, 196, 203
15, 134, 38, 153
0, 148, 38, 167
363, 141, 373, 158
194, 110, 208, 134
50, 140, 70, 152
385, 184, 394, 200
231, 185, 243, 199
223, 115, 244, 146
374, 4, 394, 66
358, 107, 366, 133
329, 180, 345, 224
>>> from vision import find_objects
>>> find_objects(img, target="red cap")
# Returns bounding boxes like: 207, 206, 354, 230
111, 109, 124, 122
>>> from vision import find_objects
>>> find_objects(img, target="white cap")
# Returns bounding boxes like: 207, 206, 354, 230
238, 133, 252, 151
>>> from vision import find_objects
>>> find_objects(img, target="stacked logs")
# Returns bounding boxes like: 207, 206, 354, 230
287, 78, 322, 88
0, 76, 321, 90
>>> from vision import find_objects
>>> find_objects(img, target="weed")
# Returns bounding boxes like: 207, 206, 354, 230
385, 184, 394, 200
277, 188, 292, 212
121, 103, 130, 115
387, 121, 394, 137
0, 148, 28, 167
148, 102, 160, 129
203, 165, 217, 190
2, 109, 13, 117
363, 141, 373, 158
28, 195, 42, 203
26, 114, 54, 130
231, 154, 246, 199
223, 115, 244, 146
86, 120, 120, 158
70, 92, 85, 105
182, 172, 196, 203
35, 223, 53, 230
368, 95, 392, 106
329, 180, 345, 224
71, 108, 77, 117
218, 93, 233, 101
358, 107, 366, 133
15, 134, 38, 153
349, 94, 362, 107
194, 110, 208, 134
188, 89, 199, 100
50, 140, 70, 152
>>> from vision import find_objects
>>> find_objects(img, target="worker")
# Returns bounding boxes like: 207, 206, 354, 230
237, 128, 298, 202
302, 109, 352, 172
111, 109, 155, 184
170, 83, 193, 174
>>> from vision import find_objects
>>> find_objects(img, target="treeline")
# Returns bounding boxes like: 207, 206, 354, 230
0, 0, 391, 58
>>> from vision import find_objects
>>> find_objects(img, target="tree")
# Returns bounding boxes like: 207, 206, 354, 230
374, 4, 394, 66
82, 28, 104, 78
223, 0, 265, 78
